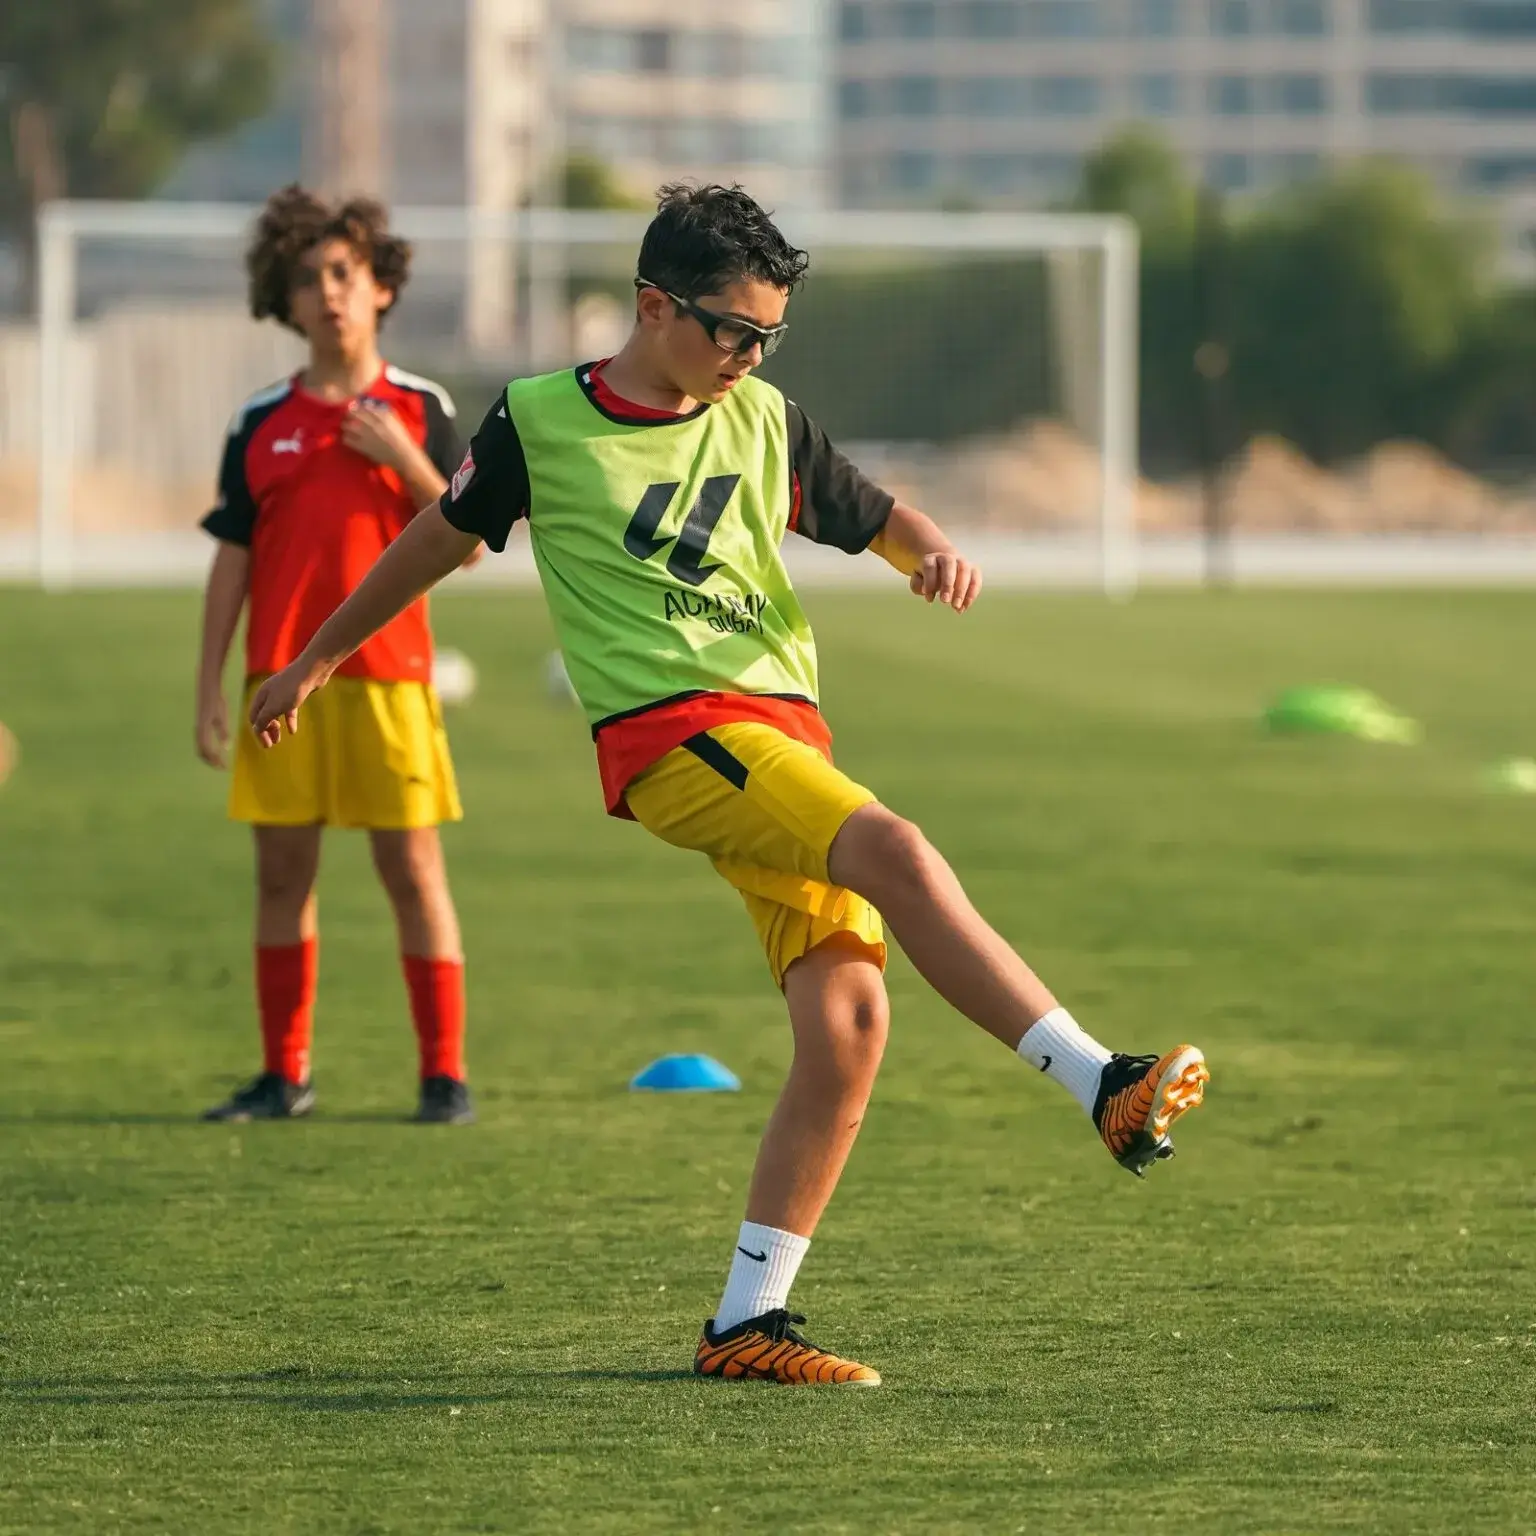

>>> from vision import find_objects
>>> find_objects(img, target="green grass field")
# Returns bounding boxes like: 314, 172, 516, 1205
2, 586, 1534, 1534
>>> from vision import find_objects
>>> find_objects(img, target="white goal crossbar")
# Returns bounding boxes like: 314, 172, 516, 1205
32, 201, 1139, 594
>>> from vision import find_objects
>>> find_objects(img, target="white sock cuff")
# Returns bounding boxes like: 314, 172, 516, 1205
1018, 1006, 1112, 1115
738, 1221, 810, 1261
713, 1221, 812, 1333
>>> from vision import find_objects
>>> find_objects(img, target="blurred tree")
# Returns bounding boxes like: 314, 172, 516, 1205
1430, 283, 1536, 469
0, 0, 275, 306
1073, 128, 1205, 473
1075, 127, 1197, 254
1229, 162, 1494, 462
560, 152, 646, 211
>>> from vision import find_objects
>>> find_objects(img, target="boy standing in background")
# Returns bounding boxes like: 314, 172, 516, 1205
196, 186, 474, 1126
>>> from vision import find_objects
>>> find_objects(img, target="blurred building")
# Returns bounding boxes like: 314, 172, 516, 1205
161, 0, 829, 213
834, 0, 1536, 253
561, 0, 833, 210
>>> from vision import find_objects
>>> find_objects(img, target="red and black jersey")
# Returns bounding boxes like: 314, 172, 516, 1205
201, 366, 462, 683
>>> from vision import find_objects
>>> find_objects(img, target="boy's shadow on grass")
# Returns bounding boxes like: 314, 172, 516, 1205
2, 1366, 695, 1411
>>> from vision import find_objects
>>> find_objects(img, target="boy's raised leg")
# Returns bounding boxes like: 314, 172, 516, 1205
828, 804, 1208, 1176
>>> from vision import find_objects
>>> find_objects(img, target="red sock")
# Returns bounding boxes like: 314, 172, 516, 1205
257, 938, 318, 1085
402, 955, 466, 1082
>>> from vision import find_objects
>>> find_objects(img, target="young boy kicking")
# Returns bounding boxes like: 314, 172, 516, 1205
248, 183, 1209, 1381
197, 186, 474, 1126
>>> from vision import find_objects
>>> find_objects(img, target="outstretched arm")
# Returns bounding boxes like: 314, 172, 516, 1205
784, 401, 981, 613
869, 502, 982, 613
248, 506, 480, 746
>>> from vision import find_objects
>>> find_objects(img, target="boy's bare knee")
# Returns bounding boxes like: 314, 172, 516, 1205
820, 966, 890, 1087
785, 937, 890, 1088
370, 831, 444, 905
254, 831, 319, 907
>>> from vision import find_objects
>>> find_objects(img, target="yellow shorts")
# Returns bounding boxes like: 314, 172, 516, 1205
625, 722, 885, 987
230, 676, 462, 830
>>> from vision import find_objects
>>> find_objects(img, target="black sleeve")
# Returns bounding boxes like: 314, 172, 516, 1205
438, 396, 530, 553
199, 424, 258, 547
784, 399, 894, 554
422, 390, 464, 480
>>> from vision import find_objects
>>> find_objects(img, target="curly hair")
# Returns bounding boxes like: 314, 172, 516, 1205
636, 182, 809, 300
245, 184, 411, 331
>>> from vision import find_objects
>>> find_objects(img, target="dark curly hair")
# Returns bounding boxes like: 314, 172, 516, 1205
246, 184, 411, 332
636, 183, 809, 301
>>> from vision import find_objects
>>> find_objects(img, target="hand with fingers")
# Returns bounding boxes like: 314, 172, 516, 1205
909, 550, 983, 613
196, 688, 230, 769
340, 399, 418, 473
248, 660, 329, 749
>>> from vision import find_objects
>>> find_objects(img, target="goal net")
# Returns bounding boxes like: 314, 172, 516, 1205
7, 203, 1137, 592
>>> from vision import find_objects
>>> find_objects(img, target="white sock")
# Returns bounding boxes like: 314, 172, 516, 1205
712, 1221, 810, 1334
1017, 1006, 1113, 1116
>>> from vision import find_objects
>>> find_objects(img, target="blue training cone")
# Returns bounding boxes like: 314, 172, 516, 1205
630, 1053, 741, 1092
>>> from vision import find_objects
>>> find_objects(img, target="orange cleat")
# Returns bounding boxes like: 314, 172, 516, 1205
1093, 1045, 1209, 1177
694, 1309, 881, 1386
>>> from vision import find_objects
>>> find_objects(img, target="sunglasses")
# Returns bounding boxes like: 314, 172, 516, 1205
635, 277, 789, 359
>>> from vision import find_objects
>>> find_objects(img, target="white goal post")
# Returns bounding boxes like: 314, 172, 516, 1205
27, 201, 1139, 594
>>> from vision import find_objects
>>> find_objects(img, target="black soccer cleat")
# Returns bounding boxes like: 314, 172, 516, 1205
203, 1071, 315, 1123
415, 1075, 475, 1125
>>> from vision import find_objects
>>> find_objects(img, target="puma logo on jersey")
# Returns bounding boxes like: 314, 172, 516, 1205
451, 448, 475, 500
272, 430, 304, 455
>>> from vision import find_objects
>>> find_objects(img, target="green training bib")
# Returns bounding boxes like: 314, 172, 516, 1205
506, 369, 818, 727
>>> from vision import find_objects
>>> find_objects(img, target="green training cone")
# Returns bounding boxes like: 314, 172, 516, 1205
1263, 685, 1421, 745
1481, 757, 1536, 795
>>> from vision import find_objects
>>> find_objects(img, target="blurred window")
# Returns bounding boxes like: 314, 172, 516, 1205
1466, 153, 1536, 183
962, 151, 1078, 192
1135, 73, 1182, 114
965, 151, 1028, 191
1036, 76, 1100, 112
840, 80, 875, 117
1366, 0, 1447, 27
892, 151, 938, 189
1365, 71, 1449, 110
666, 119, 717, 159
840, 1, 871, 39
1028, 1, 1102, 32
1133, 0, 1182, 33
1273, 73, 1327, 111
957, 76, 1032, 114
894, 75, 941, 114
1462, 75, 1536, 111
894, 1, 940, 34
569, 27, 636, 71
1210, 75, 1256, 112
1276, 0, 1330, 31
739, 121, 795, 162
1031, 153, 1081, 192
957, 2, 1024, 35
1269, 151, 1323, 181
1206, 152, 1252, 188
636, 29, 672, 72
1463, 1, 1536, 32
1212, 0, 1255, 32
